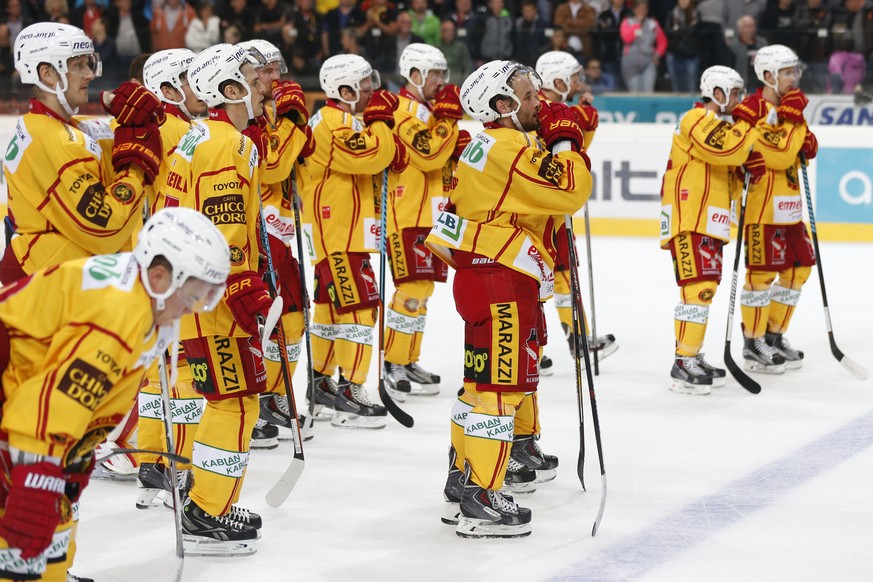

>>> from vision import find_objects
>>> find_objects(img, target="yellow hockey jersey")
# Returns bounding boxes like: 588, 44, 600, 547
150, 104, 195, 214
0, 253, 169, 466
659, 106, 759, 247
427, 126, 592, 299
158, 110, 260, 339
387, 89, 459, 234
302, 102, 396, 263
3, 101, 148, 275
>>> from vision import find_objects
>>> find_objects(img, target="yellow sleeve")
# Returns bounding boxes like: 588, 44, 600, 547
311, 113, 395, 175
261, 117, 313, 185
754, 119, 806, 170
684, 111, 757, 166
395, 114, 457, 173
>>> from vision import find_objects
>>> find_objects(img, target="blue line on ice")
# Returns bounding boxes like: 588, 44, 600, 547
551, 410, 873, 581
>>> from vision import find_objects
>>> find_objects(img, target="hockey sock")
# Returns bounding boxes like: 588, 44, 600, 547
767, 266, 810, 334
463, 390, 525, 489
741, 270, 775, 337
674, 280, 716, 357
334, 307, 376, 385
450, 384, 476, 472
385, 281, 433, 366
264, 311, 304, 394
513, 392, 540, 436
311, 302, 338, 377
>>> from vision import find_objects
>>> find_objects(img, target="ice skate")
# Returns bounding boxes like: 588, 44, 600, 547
260, 392, 313, 442
67, 572, 94, 582
538, 355, 554, 376
695, 353, 726, 387
226, 504, 263, 530
330, 376, 387, 429
163, 468, 193, 510
510, 434, 558, 483
765, 332, 803, 370
309, 371, 339, 421
590, 333, 619, 361
456, 465, 532, 539
743, 336, 786, 374
404, 362, 441, 395
181, 498, 258, 556
670, 356, 713, 395
383, 360, 411, 402
91, 441, 138, 481
135, 462, 168, 509
441, 464, 465, 526
502, 457, 537, 494
250, 418, 279, 450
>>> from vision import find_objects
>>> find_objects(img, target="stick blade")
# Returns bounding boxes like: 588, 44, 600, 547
591, 473, 608, 537
840, 354, 869, 380
724, 343, 762, 394
379, 380, 414, 428
265, 458, 305, 507
260, 296, 284, 348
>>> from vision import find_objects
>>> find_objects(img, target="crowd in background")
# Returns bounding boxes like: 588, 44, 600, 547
2, 0, 873, 95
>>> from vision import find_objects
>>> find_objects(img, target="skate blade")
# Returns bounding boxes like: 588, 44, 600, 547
785, 360, 803, 370
409, 383, 440, 396
385, 385, 408, 402
310, 404, 335, 421
710, 376, 727, 388
183, 535, 258, 557
743, 360, 786, 375
538, 367, 554, 377
135, 488, 167, 510
330, 412, 387, 430
275, 426, 314, 443
669, 380, 712, 395
533, 469, 557, 484
456, 517, 532, 539
502, 481, 538, 495
441, 502, 461, 526
592, 341, 619, 360
250, 438, 279, 450
91, 465, 138, 482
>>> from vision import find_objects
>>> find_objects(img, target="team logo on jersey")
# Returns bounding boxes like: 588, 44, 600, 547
57, 359, 112, 411
537, 154, 564, 186
203, 194, 245, 225
699, 289, 714, 302
761, 128, 785, 147
112, 184, 134, 203
345, 133, 367, 151
785, 166, 799, 190
413, 235, 432, 270
703, 120, 728, 150
64, 425, 112, 469
698, 236, 721, 274
229, 245, 245, 266
404, 297, 420, 312
412, 130, 431, 154
270, 135, 280, 151
435, 125, 448, 138
771, 228, 787, 264
77, 184, 111, 227
360, 259, 379, 302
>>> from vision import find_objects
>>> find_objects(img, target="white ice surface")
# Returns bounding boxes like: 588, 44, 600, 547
72, 236, 873, 582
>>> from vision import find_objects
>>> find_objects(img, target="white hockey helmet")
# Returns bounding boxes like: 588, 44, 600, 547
753, 44, 801, 92
461, 60, 538, 129
238, 39, 288, 74
700, 65, 744, 112
188, 43, 265, 119
319, 54, 381, 112
143, 49, 197, 117
134, 207, 230, 312
399, 43, 449, 99
14, 22, 102, 116
535, 50, 583, 103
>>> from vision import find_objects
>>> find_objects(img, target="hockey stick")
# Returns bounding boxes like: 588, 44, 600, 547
799, 153, 868, 380
723, 172, 762, 394
95, 447, 190, 465
564, 214, 607, 535
256, 193, 306, 507
377, 169, 414, 428
157, 355, 184, 582
582, 203, 599, 375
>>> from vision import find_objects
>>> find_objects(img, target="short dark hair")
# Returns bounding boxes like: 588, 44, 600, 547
129, 53, 152, 84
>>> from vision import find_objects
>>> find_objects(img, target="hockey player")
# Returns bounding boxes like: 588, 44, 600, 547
660, 65, 763, 394
427, 60, 593, 538
731, 45, 818, 374
302, 54, 408, 429
534, 50, 618, 372
237, 39, 317, 445
0, 207, 230, 582
382, 44, 460, 400
1, 22, 163, 285
158, 43, 271, 554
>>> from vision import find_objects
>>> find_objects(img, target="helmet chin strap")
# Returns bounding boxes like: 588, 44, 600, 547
37, 72, 78, 117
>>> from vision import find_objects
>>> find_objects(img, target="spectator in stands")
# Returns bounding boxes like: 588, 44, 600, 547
339, 25, 366, 57
0, 0, 28, 77
595, 0, 629, 88
548, 27, 584, 61
317, 0, 340, 17
584, 56, 617, 93
45, 0, 71, 23
758, 0, 797, 48
829, 30, 867, 93
91, 15, 117, 67
20, 0, 48, 24
514, 0, 550, 66
107, 0, 150, 76
186, 1, 221, 52
71, 0, 103, 37
729, 14, 767, 87
723, 0, 765, 39
392, 11, 424, 77
284, 0, 324, 71
796, 0, 833, 93
409, 0, 440, 45
831, 0, 873, 60
223, 22, 243, 43
322, 0, 365, 58
620, 0, 667, 92
151, 0, 196, 52
553, 0, 597, 59
448, 0, 483, 63
480, 0, 514, 63
436, 18, 473, 82
360, 0, 399, 72
218, 0, 256, 41
664, 0, 700, 93
255, 0, 291, 47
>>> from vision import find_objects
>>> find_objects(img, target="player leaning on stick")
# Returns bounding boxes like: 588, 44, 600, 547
158, 43, 272, 554
0, 207, 229, 582
427, 60, 592, 538
733, 45, 818, 374
534, 50, 618, 374
237, 39, 317, 446
659, 65, 762, 395
381, 43, 461, 400
302, 54, 408, 429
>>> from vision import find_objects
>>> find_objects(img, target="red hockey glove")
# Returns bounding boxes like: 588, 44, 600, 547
741, 150, 766, 184
389, 135, 410, 173
570, 103, 599, 132
732, 93, 768, 126
453, 130, 471, 161
433, 84, 464, 121
113, 123, 161, 185
777, 88, 808, 124
225, 271, 273, 337
298, 124, 316, 159
102, 81, 166, 127
272, 80, 309, 126
537, 100, 584, 151
268, 235, 304, 313
63, 454, 95, 504
800, 131, 818, 160
243, 116, 268, 161
363, 89, 399, 128
0, 462, 67, 559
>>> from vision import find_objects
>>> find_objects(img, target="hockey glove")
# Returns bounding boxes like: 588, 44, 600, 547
741, 150, 766, 184
389, 135, 410, 173
225, 271, 274, 337
63, 453, 95, 504
0, 462, 67, 559
113, 123, 161, 185
570, 103, 599, 132
453, 130, 471, 161
732, 93, 768, 126
272, 80, 309, 126
777, 89, 808, 124
102, 81, 166, 127
363, 90, 399, 128
800, 131, 818, 160
268, 235, 304, 313
243, 116, 269, 161
537, 100, 584, 152
433, 84, 464, 120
